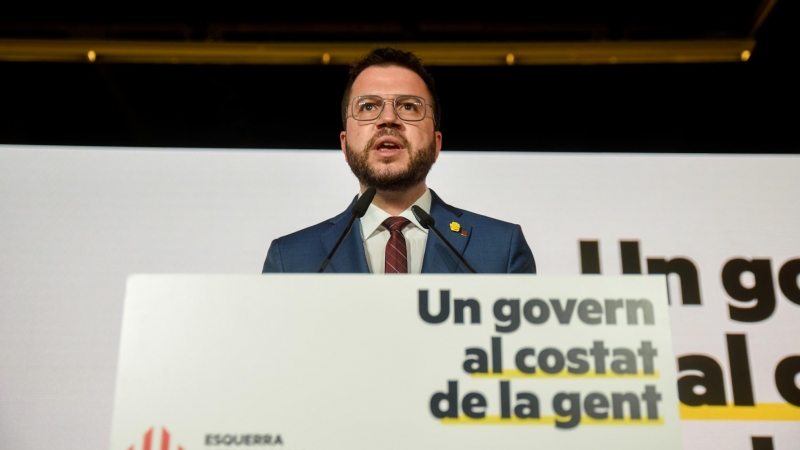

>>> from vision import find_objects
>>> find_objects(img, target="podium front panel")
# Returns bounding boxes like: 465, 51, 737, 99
110, 274, 681, 450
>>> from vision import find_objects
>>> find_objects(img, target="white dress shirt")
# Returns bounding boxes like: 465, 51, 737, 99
359, 189, 432, 274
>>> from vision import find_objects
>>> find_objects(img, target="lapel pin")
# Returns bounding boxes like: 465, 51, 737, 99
450, 222, 461, 232
461, 230, 468, 236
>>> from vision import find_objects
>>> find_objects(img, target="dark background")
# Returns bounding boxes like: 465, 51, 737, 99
1, 2, 797, 153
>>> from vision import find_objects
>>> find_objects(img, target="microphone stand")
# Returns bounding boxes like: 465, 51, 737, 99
411, 205, 477, 274
318, 187, 377, 273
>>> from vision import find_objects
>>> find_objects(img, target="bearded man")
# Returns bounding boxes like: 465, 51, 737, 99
262, 48, 535, 274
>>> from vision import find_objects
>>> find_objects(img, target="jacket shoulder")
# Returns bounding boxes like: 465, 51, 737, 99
272, 218, 337, 246
429, 189, 517, 232
457, 208, 518, 230
262, 212, 345, 273
449, 206, 536, 274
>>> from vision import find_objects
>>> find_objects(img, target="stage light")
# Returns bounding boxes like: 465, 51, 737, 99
0, 39, 756, 65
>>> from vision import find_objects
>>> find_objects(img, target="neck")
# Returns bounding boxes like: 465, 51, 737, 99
361, 182, 427, 216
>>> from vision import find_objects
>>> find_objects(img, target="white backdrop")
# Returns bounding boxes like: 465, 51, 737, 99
0, 145, 798, 449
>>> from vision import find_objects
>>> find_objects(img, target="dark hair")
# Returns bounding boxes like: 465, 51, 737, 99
341, 47, 441, 131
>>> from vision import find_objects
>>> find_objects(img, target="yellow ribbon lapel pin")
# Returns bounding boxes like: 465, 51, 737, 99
450, 222, 468, 236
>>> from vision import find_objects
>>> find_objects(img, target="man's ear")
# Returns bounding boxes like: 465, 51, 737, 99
434, 131, 443, 162
340, 131, 348, 160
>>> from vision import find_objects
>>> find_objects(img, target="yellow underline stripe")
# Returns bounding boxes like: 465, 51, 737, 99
471, 369, 660, 379
442, 415, 664, 425
680, 403, 800, 421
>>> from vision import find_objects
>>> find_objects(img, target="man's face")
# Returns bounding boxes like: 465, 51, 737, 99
340, 65, 442, 191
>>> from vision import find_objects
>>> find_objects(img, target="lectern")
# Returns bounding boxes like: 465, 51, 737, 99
110, 274, 682, 450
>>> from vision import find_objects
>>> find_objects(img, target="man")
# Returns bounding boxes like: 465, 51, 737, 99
263, 47, 535, 274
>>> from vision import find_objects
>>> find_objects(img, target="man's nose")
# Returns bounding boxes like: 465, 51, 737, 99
375, 101, 402, 128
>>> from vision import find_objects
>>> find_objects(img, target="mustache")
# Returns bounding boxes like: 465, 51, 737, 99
365, 128, 410, 150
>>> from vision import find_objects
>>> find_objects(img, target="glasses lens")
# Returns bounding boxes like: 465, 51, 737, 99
395, 96, 426, 121
353, 96, 383, 120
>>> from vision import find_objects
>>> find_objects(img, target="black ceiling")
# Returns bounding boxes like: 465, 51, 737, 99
0, 2, 776, 42
1, 2, 797, 153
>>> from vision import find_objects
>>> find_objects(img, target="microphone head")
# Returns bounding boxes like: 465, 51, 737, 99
352, 186, 377, 218
411, 205, 435, 229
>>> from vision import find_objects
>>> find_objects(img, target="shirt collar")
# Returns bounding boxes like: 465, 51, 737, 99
359, 188, 432, 240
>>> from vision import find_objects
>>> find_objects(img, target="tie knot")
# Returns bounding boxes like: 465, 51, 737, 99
382, 216, 411, 232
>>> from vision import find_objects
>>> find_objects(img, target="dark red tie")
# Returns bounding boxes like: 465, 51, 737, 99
383, 216, 411, 274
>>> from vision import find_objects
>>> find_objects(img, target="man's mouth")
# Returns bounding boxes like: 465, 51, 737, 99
372, 136, 407, 153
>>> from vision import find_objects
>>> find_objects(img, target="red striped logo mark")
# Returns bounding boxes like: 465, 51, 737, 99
127, 427, 185, 450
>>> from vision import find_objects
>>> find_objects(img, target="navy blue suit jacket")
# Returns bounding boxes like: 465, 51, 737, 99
262, 190, 536, 274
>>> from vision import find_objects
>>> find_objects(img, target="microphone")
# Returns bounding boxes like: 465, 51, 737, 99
318, 187, 377, 273
411, 205, 477, 274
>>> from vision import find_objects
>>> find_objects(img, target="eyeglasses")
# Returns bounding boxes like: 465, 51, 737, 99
350, 95, 434, 124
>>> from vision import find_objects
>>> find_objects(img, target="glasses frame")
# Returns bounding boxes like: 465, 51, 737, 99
349, 95, 436, 125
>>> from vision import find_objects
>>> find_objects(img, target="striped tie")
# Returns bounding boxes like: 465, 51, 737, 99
382, 216, 411, 274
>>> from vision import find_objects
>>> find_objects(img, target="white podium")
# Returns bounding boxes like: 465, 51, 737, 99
110, 275, 682, 450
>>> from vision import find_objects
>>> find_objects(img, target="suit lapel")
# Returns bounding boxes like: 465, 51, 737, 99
421, 190, 473, 273
320, 197, 370, 273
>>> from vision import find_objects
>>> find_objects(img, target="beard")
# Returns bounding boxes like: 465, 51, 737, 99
345, 129, 437, 192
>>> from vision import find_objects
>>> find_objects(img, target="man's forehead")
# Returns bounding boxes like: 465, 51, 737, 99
350, 65, 430, 98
